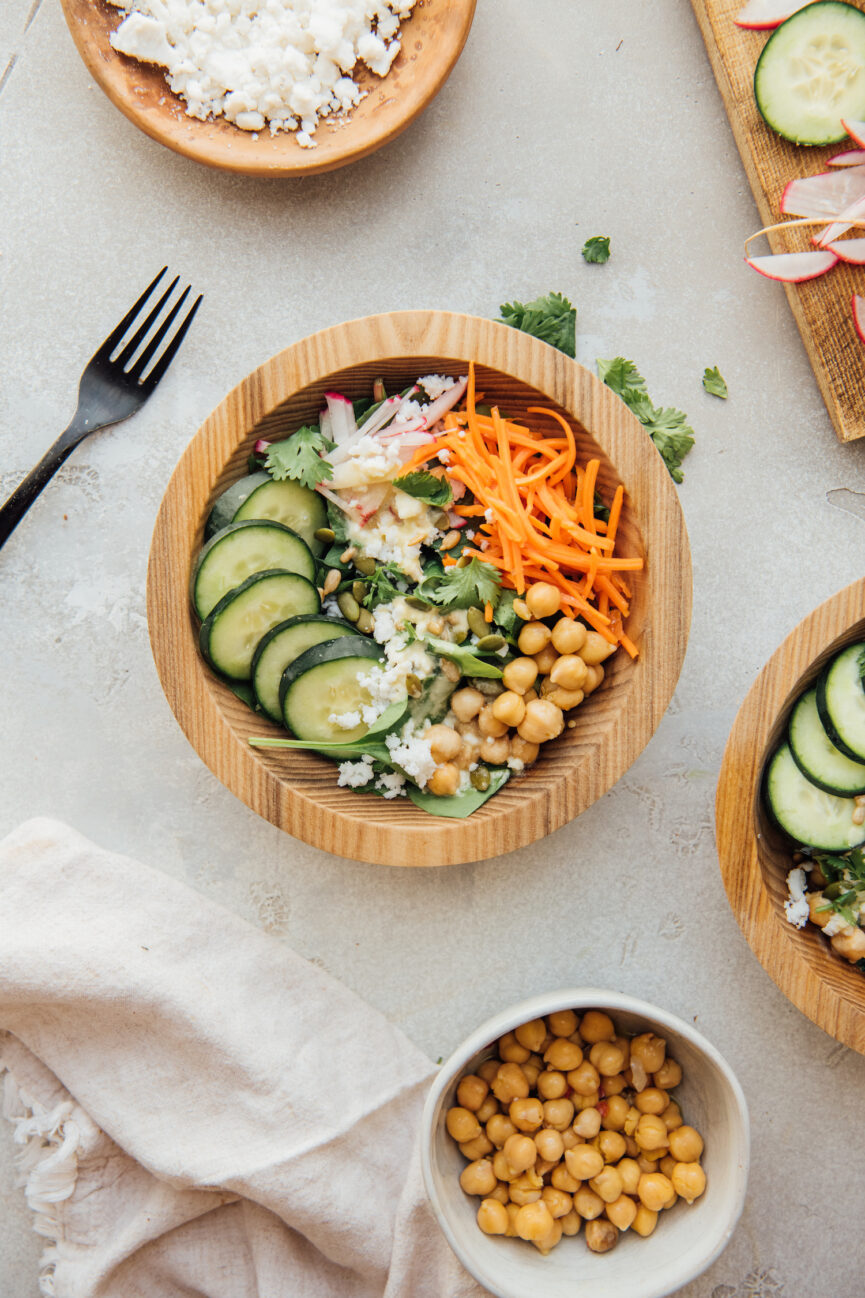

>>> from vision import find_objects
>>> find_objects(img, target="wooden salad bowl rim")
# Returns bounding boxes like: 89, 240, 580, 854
59, 0, 476, 176
146, 310, 692, 866
716, 576, 865, 1052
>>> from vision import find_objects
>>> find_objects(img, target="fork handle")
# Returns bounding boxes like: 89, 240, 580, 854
0, 425, 81, 551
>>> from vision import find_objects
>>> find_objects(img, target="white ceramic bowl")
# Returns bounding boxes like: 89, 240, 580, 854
421, 989, 749, 1298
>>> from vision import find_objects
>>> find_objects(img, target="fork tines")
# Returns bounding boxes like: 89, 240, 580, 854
97, 267, 203, 392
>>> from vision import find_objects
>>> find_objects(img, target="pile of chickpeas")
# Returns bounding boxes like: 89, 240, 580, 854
444, 1009, 707, 1256
424, 581, 617, 798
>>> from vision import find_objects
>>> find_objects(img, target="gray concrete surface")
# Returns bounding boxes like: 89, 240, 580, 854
1, 1, 864, 1294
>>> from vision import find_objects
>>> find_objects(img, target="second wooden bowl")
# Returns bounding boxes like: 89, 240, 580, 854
147, 311, 692, 866
716, 577, 865, 1052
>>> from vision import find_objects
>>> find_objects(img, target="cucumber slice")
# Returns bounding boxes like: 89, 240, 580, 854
251, 615, 357, 722
205, 473, 270, 539
200, 571, 320, 680
817, 642, 865, 761
192, 520, 316, 620
765, 743, 865, 850
281, 637, 398, 744
233, 479, 328, 557
755, 2, 865, 145
789, 687, 865, 794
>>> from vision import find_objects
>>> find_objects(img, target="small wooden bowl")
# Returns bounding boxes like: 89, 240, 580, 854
716, 578, 865, 1052
59, 0, 476, 176
147, 310, 692, 866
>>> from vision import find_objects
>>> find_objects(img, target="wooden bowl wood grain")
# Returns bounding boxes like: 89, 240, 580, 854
147, 311, 692, 866
59, 0, 476, 176
716, 577, 865, 1052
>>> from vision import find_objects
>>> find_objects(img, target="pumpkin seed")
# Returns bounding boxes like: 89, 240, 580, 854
406, 596, 433, 611
467, 607, 488, 639
352, 581, 367, 603
470, 766, 491, 792
337, 592, 360, 622
314, 527, 335, 544
476, 634, 506, 653
356, 608, 374, 635
405, 673, 423, 698
355, 556, 376, 576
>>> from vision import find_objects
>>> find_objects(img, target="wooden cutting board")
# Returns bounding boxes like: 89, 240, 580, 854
691, 0, 865, 441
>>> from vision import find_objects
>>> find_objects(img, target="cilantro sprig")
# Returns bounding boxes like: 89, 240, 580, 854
419, 557, 502, 612
702, 366, 728, 399
392, 470, 453, 508
499, 293, 576, 359
597, 357, 695, 483
265, 425, 332, 490
582, 236, 611, 264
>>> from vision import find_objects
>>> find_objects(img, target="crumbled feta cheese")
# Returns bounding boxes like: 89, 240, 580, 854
418, 374, 456, 401
507, 756, 525, 771
345, 502, 437, 582
107, 0, 416, 141
386, 727, 436, 787
376, 770, 406, 798
824, 912, 848, 938
329, 709, 362, 730
783, 867, 811, 929
337, 757, 375, 788
437, 449, 452, 464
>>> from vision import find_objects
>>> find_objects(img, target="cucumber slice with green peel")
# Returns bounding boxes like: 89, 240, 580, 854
192, 520, 316, 620
765, 743, 865, 850
252, 615, 357, 722
200, 571, 320, 680
816, 642, 865, 761
281, 637, 401, 744
205, 473, 270, 539
232, 478, 328, 556
754, 2, 865, 145
788, 687, 865, 794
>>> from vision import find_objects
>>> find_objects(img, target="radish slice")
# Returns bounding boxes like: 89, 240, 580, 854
828, 149, 865, 167
745, 250, 839, 282
781, 166, 865, 218
734, 0, 810, 27
852, 294, 865, 345
826, 237, 865, 264
842, 119, 865, 148
356, 394, 404, 438
816, 192, 865, 246
419, 376, 469, 427
324, 392, 358, 446
253, 438, 270, 455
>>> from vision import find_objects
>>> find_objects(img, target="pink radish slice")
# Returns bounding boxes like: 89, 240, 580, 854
828, 150, 865, 167
253, 438, 271, 455
842, 120, 865, 149
827, 238, 865, 264
324, 392, 358, 447
420, 376, 469, 427
781, 166, 865, 218
852, 294, 865, 345
745, 250, 839, 282
816, 192, 865, 246
734, 0, 809, 27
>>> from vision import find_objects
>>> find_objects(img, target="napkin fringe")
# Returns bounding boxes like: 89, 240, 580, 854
1, 1068, 80, 1296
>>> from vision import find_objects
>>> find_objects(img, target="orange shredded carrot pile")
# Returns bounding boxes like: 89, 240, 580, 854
401, 363, 642, 657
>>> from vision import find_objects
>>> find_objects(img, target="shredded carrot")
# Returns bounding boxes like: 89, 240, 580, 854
484, 601, 494, 623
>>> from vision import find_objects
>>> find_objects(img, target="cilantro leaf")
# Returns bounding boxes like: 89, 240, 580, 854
361, 563, 407, 609
392, 470, 453, 508
596, 357, 648, 396
702, 366, 728, 399
582, 236, 611, 264
265, 426, 332, 490
499, 293, 576, 359
597, 357, 695, 484
493, 589, 522, 637
419, 558, 502, 611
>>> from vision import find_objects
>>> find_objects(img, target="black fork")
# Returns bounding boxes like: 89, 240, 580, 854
0, 268, 202, 550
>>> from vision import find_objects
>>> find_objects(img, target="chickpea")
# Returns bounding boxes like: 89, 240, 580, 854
489, 1181, 510, 1205
498, 1032, 530, 1064
550, 654, 589, 692
581, 630, 617, 665
654, 1057, 683, 1090
630, 1033, 666, 1073
833, 926, 865, 960
503, 1133, 537, 1174
582, 663, 605, 695
589, 1164, 624, 1204
542, 1098, 575, 1130
426, 723, 462, 763
548, 687, 586, 711
477, 705, 508, 739
560, 1127, 581, 1151
526, 581, 561, 619
661, 1101, 684, 1132
450, 687, 485, 722
534, 644, 559, 675
809, 892, 831, 927
635, 1087, 669, 1116
533, 1218, 563, 1254
517, 698, 564, 745
632, 1204, 659, 1238
480, 736, 510, 765
568, 1060, 600, 1096
521, 1057, 542, 1088
573, 1106, 602, 1139
489, 692, 524, 730
515, 1200, 553, 1241
492, 1150, 517, 1183
574, 1187, 604, 1222
509, 735, 540, 767
668, 1125, 704, 1162
477, 1198, 509, 1235
502, 656, 538, 695
623, 1106, 640, 1137
522, 688, 539, 704
477, 1058, 501, 1084
460, 1159, 497, 1197
456, 1075, 489, 1112
574, 1090, 601, 1111
509, 1098, 544, 1133
534, 1128, 564, 1163
585, 1217, 618, 1254
459, 1134, 493, 1160
428, 764, 460, 797
551, 617, 587, 655
637, 1172, 674, 1212
547, 1009, 577, 1037
560, 1208, 582, 1236
624, 1135, 640, 1158
446, 1107, 482, 1143
637, 1153, 663, 1172
671, 1162, 707, 1204
598, 1130, 627, 1164
517, 621, 552, 656
486, 1113, 517, 1147
534, 1157, 557, 1178
605, 1193, 637, 1232
544, 1038, 583, 1071
602, 1073, 627, 1097
537, 1185, 571, 1219
509, 1169, 544, 1206
565, 1144, 604, 1181
589, 1042, 626, 1077
492, 1062, 530, 1104
660, 1155, 677, 1180
635, 1114, 669, 1152
601, 1095, 629, 1131
551, 1163, 581, 1193
617, 1158, 642, 1196
579, 1011, 616, 1043
504, 1202, 521, 1237
537, 1070, 567, 1100
476, 1095, 499, 1123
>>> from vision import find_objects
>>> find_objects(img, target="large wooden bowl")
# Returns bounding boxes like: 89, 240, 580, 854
147, 311, 692, 866
59, 0, 475, 176
716, 578, 865, 1052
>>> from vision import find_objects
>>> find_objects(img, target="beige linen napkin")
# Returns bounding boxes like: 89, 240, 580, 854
0, 819, 485, 1298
